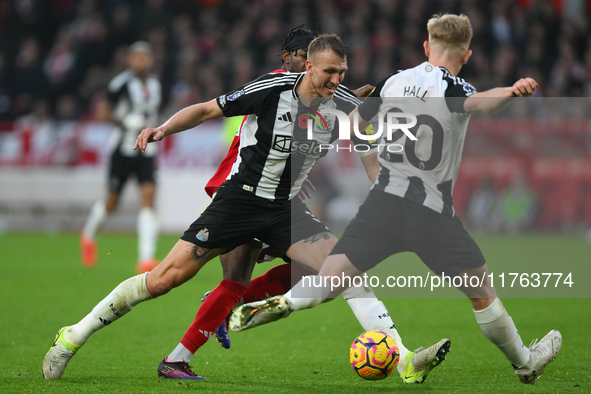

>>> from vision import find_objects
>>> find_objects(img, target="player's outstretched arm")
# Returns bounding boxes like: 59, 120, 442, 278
463, 77, 538, 115
134, 99, 223, 152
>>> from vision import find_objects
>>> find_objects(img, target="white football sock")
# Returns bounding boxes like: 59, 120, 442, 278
284, 275, 330, 310
167, 343, 194, 363
65, 273, 153, 346
474, 298, 530, 368
82, 200, 107, 239
343, 286, 410, 373
138, 207, 158, 262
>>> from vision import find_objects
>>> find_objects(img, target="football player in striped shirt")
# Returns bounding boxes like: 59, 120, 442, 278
80, 41, 162, 274
196, 25, 374, 353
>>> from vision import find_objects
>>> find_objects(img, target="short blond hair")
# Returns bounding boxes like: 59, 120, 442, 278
308, 34, 347, 61
427, 14, 472, 53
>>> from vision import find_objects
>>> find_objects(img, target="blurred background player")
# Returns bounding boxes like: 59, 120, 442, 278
80, 41, 162, 274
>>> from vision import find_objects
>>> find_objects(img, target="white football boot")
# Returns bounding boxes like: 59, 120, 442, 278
514, 329, 562, 384
42, 327, 81, 379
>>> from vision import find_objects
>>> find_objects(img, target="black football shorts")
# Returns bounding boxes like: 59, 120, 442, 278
330, 189, 485, 276
181, 181, 331, 257
108, 150, 156, 193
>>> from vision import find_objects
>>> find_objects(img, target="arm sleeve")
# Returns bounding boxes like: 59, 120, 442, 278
216, 73, 281, 118
445, 80, 477, 113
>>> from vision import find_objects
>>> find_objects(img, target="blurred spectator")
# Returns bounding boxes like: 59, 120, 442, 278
0, 50, 12, 120
499, 172, 538, 233
465, 175, 502, 234
0, 0, 589, 121
13, 37, 46, 97
14, 97, 52, 128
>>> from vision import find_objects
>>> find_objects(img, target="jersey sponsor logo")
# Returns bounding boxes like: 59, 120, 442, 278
291, 139, 324, 155
272, 134, 325, 156
196, 228, 209, 241
227, 90, 244, 101
272, 134, 292, 153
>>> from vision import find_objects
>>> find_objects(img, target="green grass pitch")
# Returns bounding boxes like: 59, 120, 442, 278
1, 232, 589, 393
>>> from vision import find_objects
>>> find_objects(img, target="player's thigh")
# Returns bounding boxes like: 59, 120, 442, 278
275, 197, 336, 271
319, 254, 364, 283
219, 239, 263, 284
147, 239, 223, 296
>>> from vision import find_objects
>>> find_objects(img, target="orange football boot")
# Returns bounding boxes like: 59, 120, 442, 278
80, 234, 97, 268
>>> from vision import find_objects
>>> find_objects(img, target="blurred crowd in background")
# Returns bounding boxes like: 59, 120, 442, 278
1, 0, 590, 122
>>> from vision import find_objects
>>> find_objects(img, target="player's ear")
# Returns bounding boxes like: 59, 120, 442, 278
305, 59, 313, 73
423, 41, 430, 57
462, 49, 472, 65
281, 50, 291, 66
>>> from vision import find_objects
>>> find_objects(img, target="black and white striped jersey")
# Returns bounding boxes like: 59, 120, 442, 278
107, 69, 161, 157
358, 61, 477, 217
216, 72, 360, 202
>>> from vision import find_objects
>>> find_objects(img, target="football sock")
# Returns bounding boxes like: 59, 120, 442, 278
343, 286, 410, 373
167, 343, 193, 363
242, 264, 316, 304
243, 263, 298, 303
179, 279, 248, 357
474, 298, 530, 368
82, 200, 107, 239
138, 207, 158, 262
66, 273, 152, 346
284, 275, 330, 310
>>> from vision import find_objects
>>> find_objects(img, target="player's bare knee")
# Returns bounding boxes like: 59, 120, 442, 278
470, 297, 495, 311
146, 271, 173, 297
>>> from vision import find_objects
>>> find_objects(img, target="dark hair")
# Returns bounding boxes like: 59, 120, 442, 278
280, 24, 318, 53
308, 34, 347, 60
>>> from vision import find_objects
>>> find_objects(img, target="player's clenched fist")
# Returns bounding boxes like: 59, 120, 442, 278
134, 127, 165, 152
511, 77, 538, 97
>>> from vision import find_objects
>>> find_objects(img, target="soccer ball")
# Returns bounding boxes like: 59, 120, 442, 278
349, 330, 399, 380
